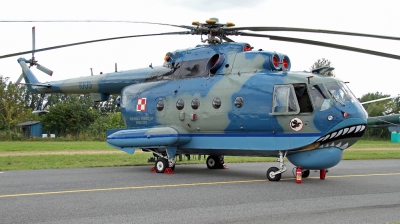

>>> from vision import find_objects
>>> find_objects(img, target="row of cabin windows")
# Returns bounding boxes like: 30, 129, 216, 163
155, 82, 345, 115
156, 97, 245, 111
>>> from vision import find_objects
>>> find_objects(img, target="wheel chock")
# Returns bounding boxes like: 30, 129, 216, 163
164, 168, 174, 174
222, 164, 229, 169
150, 167, 156, 173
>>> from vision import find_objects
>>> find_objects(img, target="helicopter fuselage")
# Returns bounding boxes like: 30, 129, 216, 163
19, 42, 368, 170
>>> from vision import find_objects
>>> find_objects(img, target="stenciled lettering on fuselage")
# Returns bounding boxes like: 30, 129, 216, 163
129, 116, 154, 125
78, 81, 92, 89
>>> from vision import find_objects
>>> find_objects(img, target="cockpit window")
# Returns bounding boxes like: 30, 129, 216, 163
310, 84, 332, 111
325, 81, 357, 106
341, 82, 358, 103
271, 85, 300, 115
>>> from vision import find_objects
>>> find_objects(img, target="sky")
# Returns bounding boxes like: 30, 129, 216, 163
1, 0, 400, 98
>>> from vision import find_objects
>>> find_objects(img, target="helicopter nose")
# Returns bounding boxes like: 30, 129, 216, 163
287, 118, 366, 170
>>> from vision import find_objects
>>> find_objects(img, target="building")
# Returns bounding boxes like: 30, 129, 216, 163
16, 121, 43, 138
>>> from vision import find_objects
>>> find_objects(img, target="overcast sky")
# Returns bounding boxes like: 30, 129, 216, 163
1, 0, 400, 98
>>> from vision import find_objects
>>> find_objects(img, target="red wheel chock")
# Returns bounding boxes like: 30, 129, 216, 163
150, 167, 156, 173
222, 164, 229, 169
164, 168, 174, 174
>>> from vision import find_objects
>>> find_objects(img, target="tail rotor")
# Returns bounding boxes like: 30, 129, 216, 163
15, 26, 53, 86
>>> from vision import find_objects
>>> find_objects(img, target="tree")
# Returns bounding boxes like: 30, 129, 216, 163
310, 58, 332, 70
360, 92, 392, 116
39, 102, 99, 136
360, 92, 392, 139
309, 58, 335, 76
0, 76, 34, 132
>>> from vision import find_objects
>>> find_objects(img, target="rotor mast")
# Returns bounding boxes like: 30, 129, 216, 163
191, 18, 237, 45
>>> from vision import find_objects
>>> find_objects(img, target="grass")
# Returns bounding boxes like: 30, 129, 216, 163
0, 141, 110, 152
350, 140, 400, 149
0, 140, 399, 171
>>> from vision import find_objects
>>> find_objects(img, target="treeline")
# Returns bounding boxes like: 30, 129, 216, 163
0, 76, 123, 140
1, 76, 399, 140
360, 92, 400, 140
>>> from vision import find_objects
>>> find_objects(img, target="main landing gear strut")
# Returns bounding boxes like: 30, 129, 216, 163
266, 151, 287, 181
149, 147, 176, 174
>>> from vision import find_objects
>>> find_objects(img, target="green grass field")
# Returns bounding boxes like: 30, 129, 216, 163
0, 140, 399, 171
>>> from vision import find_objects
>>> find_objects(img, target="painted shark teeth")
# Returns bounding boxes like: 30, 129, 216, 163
314, 124, 365, 150
316, 125, 366, 143
340, 143, 349, 150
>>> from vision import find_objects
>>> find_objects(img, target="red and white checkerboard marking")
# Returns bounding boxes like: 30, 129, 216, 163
136, 98, 147, 112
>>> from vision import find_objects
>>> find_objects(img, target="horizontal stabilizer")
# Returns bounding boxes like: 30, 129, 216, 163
22, 83, 52, 87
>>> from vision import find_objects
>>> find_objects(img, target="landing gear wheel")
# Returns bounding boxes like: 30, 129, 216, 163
206, 156, 218, 169
302, 169, 310, 178
155, 158, 168, 173
266, 167, 281, 181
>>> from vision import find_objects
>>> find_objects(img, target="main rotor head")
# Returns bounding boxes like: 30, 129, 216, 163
189, 18, 238, 45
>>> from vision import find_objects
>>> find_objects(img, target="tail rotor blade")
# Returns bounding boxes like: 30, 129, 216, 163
32, 26, 36, 59
36, 63, 53, 76
15, 72, 24, 86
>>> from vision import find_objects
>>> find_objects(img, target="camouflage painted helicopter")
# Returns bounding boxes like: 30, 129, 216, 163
2, 18, 400, 182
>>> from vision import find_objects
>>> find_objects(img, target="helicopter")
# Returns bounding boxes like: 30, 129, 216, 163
2, 18, 400, 182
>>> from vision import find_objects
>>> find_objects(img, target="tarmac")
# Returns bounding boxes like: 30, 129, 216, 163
1, 160, 399, 224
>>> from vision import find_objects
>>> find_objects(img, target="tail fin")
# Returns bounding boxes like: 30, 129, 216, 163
17, 58, 40, 92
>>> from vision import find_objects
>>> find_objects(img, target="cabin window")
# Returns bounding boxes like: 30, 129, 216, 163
191, 98, 200, 110
234, 97, 244, 108
271, 85, 300, 115
176, 99, 184, 110
212, 98, 221, 109
310, 84, 332, 111
293, 84, 313, 113
156, 99, 164, 111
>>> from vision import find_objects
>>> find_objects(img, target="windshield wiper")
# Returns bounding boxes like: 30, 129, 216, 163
328, 90, 345, 106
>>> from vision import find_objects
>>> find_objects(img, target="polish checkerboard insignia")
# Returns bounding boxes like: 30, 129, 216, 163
136, 98, 147, 112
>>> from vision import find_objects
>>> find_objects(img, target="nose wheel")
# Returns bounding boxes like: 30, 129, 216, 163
266, 151, 287, 182
266, 167, 281, 181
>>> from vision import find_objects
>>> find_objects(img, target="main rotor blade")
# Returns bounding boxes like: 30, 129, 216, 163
240, 32, 400, 60
222, 35, 235, 42
0, 31, 189, 59
0, 20, 195, 31
227, 27, 400, 41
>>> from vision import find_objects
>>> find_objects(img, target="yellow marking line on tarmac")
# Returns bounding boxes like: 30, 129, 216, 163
1, 172, 400, 198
